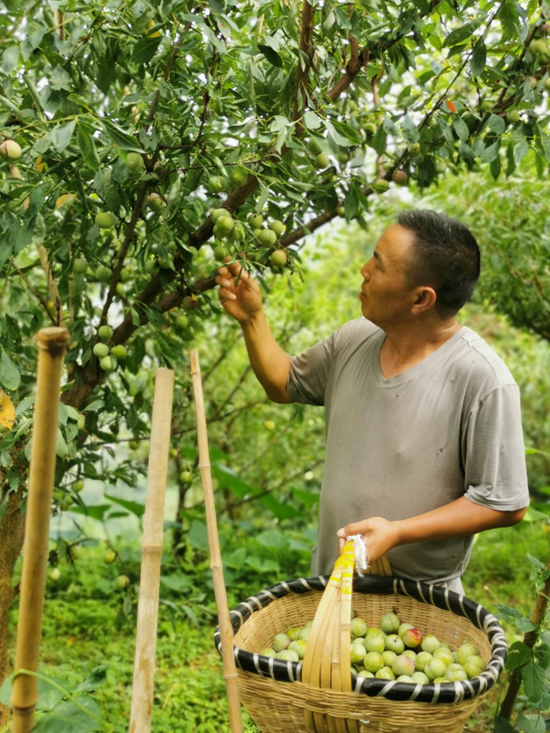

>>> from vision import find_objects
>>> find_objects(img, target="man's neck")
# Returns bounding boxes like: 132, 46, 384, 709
380, 321, 462, 370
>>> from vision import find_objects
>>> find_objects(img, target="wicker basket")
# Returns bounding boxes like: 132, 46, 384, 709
214, 575, 507, 732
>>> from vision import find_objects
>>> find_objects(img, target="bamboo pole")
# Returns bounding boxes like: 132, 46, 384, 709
11, 327, 68, 733
190, 350, 243, 733
129, 368, 175, 733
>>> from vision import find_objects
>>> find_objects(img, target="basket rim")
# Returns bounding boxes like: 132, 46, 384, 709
214, 574, 508, 705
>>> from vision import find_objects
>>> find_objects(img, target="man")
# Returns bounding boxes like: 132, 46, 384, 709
215, 209, 529, 594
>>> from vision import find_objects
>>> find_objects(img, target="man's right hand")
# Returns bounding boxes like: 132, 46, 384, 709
216, 259, 263, 325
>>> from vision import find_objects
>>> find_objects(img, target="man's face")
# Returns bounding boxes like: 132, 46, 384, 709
359, 223, 419, 328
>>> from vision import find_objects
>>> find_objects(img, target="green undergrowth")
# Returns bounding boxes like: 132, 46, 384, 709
7, 522, 548, 732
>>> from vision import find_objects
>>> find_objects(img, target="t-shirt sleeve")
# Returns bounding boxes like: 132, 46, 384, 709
462, 384, 530, 512
286, 332, 335, 406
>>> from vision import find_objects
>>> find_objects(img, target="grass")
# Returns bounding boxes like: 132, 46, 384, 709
7, 521, 548, 732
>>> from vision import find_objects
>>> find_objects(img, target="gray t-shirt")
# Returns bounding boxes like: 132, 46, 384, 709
286, 318, 530, 585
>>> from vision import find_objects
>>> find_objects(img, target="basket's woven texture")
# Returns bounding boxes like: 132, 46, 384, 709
215, 576, 507, 733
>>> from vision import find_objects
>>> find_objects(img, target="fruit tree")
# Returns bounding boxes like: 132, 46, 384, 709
1, 0, 550, 722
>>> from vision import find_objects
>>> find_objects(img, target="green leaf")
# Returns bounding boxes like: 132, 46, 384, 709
76, 665, 108, 694
33, 698, 102, 733
505, 641, 531, 670
514, 138, 529, 164
77, 126, 100, 171
51, 121, 76, 153
515, 616, 537, 633
401, 115, 419, 144
325, 119, 353, 147
1, 47, 19, 74
101, 119, 143, 153
0, 349, 21, 391
304, 111, 322, 129
520, 661, 545, 702
516, 714, 545, 733
494, 717, 517, 733
160, 575, 193, 593
132, 36, 162, 65
188, 519, 209, 550
104, 494, 145, 518
453, 117, 469, 142
258, 44, 282, 68
443, 21, 480, 48
371, 124, 387, 155
471, 40, 486, 77
255, 528, 288, 552
56, 428, 68, 459
257, 493, 301, 520
487, 114, 506, 134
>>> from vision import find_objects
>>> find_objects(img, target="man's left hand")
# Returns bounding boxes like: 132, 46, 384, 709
337, 517, 401, 563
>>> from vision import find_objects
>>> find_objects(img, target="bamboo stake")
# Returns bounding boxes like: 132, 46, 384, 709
190, 350, 243, 733
129, 368, 174, 733
11, 327, 68, 733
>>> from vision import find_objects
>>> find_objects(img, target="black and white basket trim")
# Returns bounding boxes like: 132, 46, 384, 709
214, 575, 508, 704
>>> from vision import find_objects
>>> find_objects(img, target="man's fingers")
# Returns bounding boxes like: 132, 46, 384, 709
215, 276, 234, 289
219, 288, 237, 302
227, 261, 250, 280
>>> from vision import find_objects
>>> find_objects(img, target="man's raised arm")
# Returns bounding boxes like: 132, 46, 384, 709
216, 260, 292, 403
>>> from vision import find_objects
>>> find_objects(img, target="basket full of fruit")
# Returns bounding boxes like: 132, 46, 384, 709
214, 542, 507, 732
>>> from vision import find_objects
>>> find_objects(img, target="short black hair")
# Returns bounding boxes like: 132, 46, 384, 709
398, 209, 480, 320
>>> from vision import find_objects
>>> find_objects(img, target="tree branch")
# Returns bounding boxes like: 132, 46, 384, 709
292, 1, 316, 125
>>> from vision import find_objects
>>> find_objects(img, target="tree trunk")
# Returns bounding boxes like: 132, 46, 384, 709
0, 488, 25, 727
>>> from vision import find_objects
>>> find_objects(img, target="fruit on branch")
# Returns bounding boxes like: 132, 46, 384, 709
215, 216, 235, 236
73, 480, 84, 493
214, 245, 227, 262
126, 152, 145, 174
207, 175, 226, 194
529, 39, 548, 55
506, 110, 520, 123
211, 208, 228, 223
95, 265, 113, 282
392, 170, 408, 185
269, 220, 286, 237
95, 211, 115, 229
306, 137, 322, 155
48, 568, 61, 582
116, 575, 130, 589
104, 550, 116, 564
175, 314, 189, 330
145, 193, 164, 212
98, 325, 113, 340
179, 471, 193, 483
111, 345, 127, 360
73, 258, 88, 274
230, 167, 248, 186
270, 249, 287, 268
182, 295, 199, 311
372, 179, 389, 193
259, 229, 277, 247
249, 214, 263, 228
409, 142, 421, 157
0, 140, 22, 161
144, 259, 157, 275
93, 343, 109, 358
315, 153, 330, 169
100, 355, 118, 372
231, 221, 246, 242
336, 206, 345, 217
